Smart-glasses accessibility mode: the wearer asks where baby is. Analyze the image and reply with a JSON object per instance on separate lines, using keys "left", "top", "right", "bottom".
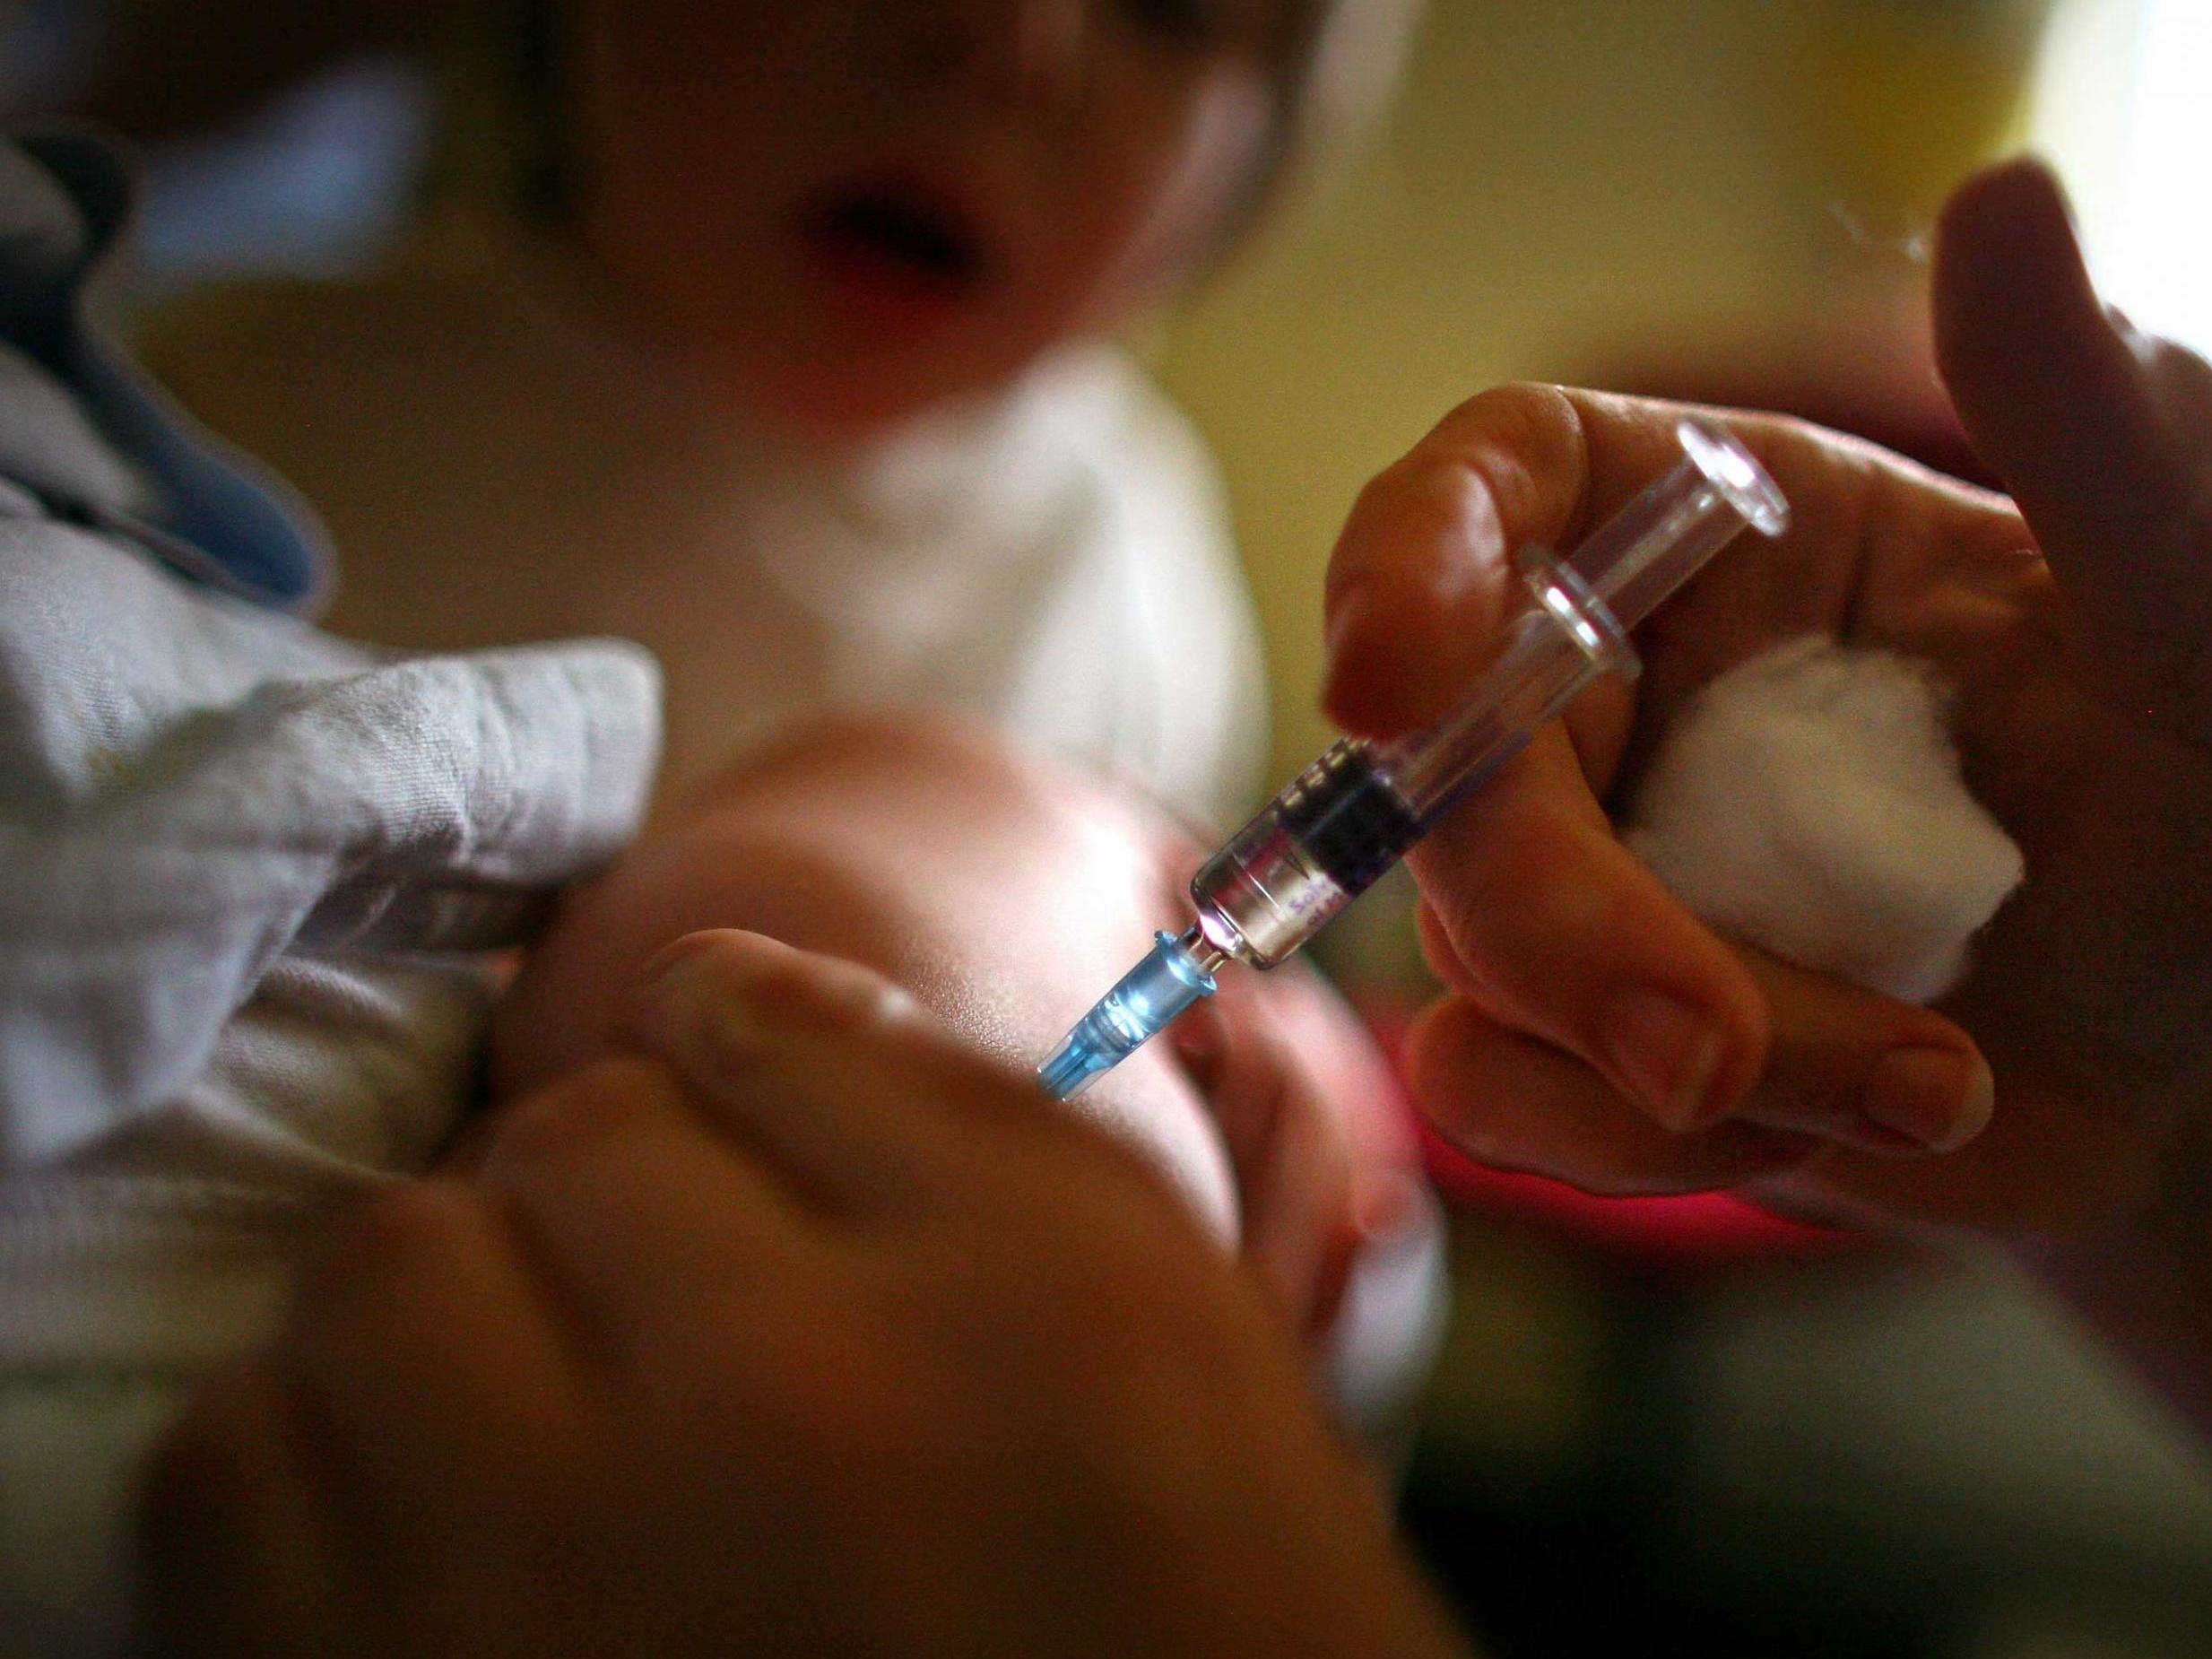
{"left": 487, "top": 711, "right": 1443, "bottom": 1411}
{"left": 0, "top": 4, "right": 1445, "bottom": 1630}
{"left": 0, "top": 201, "right": 1429, "bottom": 1650}
{"left": 141, "top": 0, "right": 1419, "bottom": 819}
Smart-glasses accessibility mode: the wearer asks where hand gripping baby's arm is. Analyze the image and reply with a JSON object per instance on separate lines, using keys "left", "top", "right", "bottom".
{"left": 486, "top": 711, "right": 1421, "bottom": 1342}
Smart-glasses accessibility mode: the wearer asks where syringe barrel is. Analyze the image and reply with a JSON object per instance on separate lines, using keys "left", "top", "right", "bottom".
{"left": 1190, "top": 420, "right": 1786, "bottom": 971}
{"left": 1189, "top": 739, "right": 1420, "bottom": 968}
{"left": 1366, "top": 547, "right": 1622, "bottom": 821}
{"left": 1384, "top": 420, "right": 1786, "bottom": 823}
{"left": 1189, "top": 554, "right": 1611, "bottom": 968}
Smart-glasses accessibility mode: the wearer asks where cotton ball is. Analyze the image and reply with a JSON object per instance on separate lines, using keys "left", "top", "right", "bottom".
{"left": 1621, "top": 637, "right": 2024, "bottom": 1003}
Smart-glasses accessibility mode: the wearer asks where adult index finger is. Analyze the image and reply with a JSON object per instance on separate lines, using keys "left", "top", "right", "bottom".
{"left": 633, "top": 930, "right": 1222, "bottom": 1235}
{"left": 1322, "top": 383, "right": 1589, "bottom": 739}
{"left": 1321, "top": 385, "right": 1871, "bottom": 746}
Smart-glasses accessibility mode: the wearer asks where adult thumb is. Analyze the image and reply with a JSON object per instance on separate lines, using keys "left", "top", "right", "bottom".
{"left": 1933, "top": 157, "right": 2212, "bottom": 733}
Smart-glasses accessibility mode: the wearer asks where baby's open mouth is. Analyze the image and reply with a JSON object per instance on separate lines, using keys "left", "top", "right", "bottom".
{"left": 804, "top": 187, "right": 987, "bottom": 294}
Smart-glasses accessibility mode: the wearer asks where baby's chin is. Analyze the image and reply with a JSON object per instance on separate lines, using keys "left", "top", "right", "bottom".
{"left": 712, "top": 334, "right": 1066, "bottom": 453}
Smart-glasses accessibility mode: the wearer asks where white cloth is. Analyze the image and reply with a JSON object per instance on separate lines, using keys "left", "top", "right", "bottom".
{"left": 1623, "top": 636, "right": 2025, "bottom": 1003}
{"left": 738, "top": 346, "right": 1269, "bottom": 827}
{"left": 0, "top": 134, "right": 662, "bottom": 1654}
{"left": 140, "top": 207, "right": 1270, "bottom": 824}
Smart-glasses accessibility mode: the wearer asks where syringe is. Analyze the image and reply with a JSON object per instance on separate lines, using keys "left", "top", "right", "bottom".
{"left": 1038, "top": 419, "right": 1789, "bottom": 1100}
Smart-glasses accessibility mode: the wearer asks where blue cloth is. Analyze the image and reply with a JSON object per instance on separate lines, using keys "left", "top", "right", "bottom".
{"left": 0, "top": 129, "right": 331, "bottom": 611}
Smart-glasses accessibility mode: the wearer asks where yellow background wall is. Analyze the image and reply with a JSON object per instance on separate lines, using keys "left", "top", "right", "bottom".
{"left": 1151, "top": 0, "right": 2043, "bottom": 778}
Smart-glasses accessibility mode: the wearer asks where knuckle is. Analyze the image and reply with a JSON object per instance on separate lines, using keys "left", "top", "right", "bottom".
{"left": 1418, "top": 845, "right": 1517, "bottom": 960}
{"left": 1352, "top": 449, "right": 1497, "bottom": 550}
{"left": 1415, "top": 899, "right": 1484, "bottom": 996}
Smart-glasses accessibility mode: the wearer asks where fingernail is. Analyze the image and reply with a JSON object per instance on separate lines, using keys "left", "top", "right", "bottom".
{"left": 636, "top": 931, "right": 732, "bottom": 998}
{"left": 1861, "top": 1046, "right": 1994, "bottom": 1152}
{"left": 630, "top": 932, "right": 799, "bottom": 1081}
{"left": 1600, "top": 986, "right": 1728, "bottom": 1130}
{"left": 634, "top": 949, "right": 773, "bottom": 1071}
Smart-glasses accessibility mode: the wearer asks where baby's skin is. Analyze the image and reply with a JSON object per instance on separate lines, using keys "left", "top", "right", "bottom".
{"left": 489, "top": 711, "right": 1424, "bottom": 1341}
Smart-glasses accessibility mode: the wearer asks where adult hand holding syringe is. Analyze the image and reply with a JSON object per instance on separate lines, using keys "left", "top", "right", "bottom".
{"left": 1041, "top": 414, "right": 1788, "bottom": 1099}
{"left": 1045, "top": 163, "right": 2212, "bottom": 1429}
{"left": 1316, "top": 162, "right": 2212, "bottom": 1264}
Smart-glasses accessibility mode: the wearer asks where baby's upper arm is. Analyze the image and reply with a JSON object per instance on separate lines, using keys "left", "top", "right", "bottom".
{"left": 489, "top": 712, "right": 1239, "bottom": 1238}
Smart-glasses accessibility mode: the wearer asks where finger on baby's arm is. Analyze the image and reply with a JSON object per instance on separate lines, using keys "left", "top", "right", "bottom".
{"left": 628, "top": 928, "right": 956, "bottom": 1220}
{"left": 476, "top": 1055, "right": 819, "bottom": 1359}
{"left": 629, "top": 928, "right": 1194, "bottom": 1232}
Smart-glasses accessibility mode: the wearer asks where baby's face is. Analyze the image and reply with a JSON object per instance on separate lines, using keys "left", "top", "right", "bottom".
{"left": 565, "top": 0, "right": 1314, "bottom": 441}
